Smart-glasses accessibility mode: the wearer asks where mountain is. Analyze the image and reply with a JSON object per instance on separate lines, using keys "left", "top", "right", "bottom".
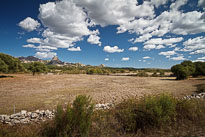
{"left": 48, "top": 56, "right": 64, "bottom": 65}
{"left": 18, "top": 56, "right": 42, "bottom": 63}
{"left": 18, "top": 55, "right": 85, "bottom": 67}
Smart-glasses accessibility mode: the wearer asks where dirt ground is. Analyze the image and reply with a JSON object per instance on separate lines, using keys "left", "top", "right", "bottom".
{"left": 0, "top": 74, "right": 204, "bottom": 114}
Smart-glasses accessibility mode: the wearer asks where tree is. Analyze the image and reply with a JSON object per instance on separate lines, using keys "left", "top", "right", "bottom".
{"left": 193, "top": 62, "right": 205, "bottom": 76}
{"left": 28, "top": 62, "right": 47, "bottom": 76}
{"left": 0, "top": 53, "right": 24, "bottom": 73}
{"left": 171, "top": 64, "right": 189, "bottom": 80}
{"left": 0, "top": 58, "right": 8, "bottom": 73}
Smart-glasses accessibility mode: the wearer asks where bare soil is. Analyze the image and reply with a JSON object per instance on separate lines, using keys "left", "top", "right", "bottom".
{"left": 0, "top": 74, "right": 204, "bottom": 114}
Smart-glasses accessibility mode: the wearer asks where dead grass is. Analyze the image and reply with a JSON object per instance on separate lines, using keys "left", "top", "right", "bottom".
{"left": 0, "top": 74, "right": 204, "bottom": 114}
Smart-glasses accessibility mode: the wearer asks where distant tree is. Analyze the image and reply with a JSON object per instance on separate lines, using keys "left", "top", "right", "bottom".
{"left": 28, "top": 62, "right": 47, "bottom": 76}
{"left": 159, "top": 70, "right": 165, "bottom": 76}
{"left": 0, "top": 58, "right": 8, "bottom": 73}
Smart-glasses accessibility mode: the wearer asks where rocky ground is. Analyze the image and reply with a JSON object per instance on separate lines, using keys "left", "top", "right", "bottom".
{"left": 0, "top": 74, "right": 204, "bottom": 114}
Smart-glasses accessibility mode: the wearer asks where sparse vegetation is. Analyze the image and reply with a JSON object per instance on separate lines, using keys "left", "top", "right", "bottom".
{"left": 1, "top": 93, "right": 204, "bottom": 137}
{"left": 136, "top": 71, "right": 149, "bottom": 77}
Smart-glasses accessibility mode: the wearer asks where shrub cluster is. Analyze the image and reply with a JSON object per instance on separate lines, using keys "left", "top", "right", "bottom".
{"left": 136, "top": 71, "right": 149, "bottom": 77}
{"left": 115, "top": 94, "right": 177, "bottom": 132}
{"left": 171, "top": 60, "right": 205, "bottom": 80}
{"left": 41, "top": 95, "right": 94, "bottom": 137}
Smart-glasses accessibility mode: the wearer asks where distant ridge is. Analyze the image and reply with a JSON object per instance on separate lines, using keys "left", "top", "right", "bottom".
{"left": 18, "top": 56, "right": 86, "bottom": 67}
{"left": 18, "top": 56, "right": 42, "bottom": 62}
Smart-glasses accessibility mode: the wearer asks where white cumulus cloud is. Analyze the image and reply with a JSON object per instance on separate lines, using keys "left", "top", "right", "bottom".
{"left": 87, "top": 29, "right": 101, "bottom": 46}
{"left": 35, "top": 52, "right": 57, "bottom": 59}
{"left": 144, "top": 37, "right": 183, "bottom": 46}
{"left": 128, "top": 46, "right": 138, "bottom": 51}
{"left": 121, "top": 57, "right": 129, "bottom": 61}
{"left": 103, "top": 46, "right": 124, "bottom": 53}
{"left": 198, "top": 56, "right": 205, "bottom": 60}
{"left": 143, "top": 56, "right": 151, "bottom": 59}
{"left": 143, "top": 44, "right": 156, "bottom": 50}
{"left": 170, "top": 56, "right": 185, "bottom": 61}
{"left": 18, "top": 17, "right": 40, "bottom": 32}
{"left": 67, "top": 47, "right": 81, "bottom": 51}
{"left": 159, "top": 51, "right": 176, "bottom": 56}
{"left": 104, "top": 58, "right": 109, "bottom": 61}
{"left": 183, "top": 36, "right": 205, "bottom": 51}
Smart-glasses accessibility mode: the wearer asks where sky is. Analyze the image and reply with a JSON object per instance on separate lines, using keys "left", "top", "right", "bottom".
{"left": 0, "top": 0, "right": 205, "bottom": 68}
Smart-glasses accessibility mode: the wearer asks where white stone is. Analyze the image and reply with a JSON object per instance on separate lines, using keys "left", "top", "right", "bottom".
{"left": 21, "top": 110, "right": 27, "bottom": 115}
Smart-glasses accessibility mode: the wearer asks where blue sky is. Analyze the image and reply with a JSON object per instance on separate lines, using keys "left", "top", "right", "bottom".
{"left": 0, "top": 0, "right": 205, "bottom": 68}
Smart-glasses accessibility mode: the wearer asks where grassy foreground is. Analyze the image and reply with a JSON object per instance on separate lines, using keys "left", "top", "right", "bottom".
{"left": 0, "top": 94, "right": 205, "bottom": 137}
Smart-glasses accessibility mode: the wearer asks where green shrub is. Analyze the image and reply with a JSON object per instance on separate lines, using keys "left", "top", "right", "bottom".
{"left": 151, "top": 72, "right": 158, "bottom": 77}
{"left": 136, "top": 71, "right": 149, "bottom": 77}
{"left": 41, "top": 95, "right": 94, "bottom": 137}
{"left": 115, "top": 93, "right": 177, "bottom": 132}
{"left": 196, "top": 84, "right": 205, "bottom": 93}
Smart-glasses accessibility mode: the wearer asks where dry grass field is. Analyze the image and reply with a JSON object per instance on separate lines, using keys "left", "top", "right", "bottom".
{"left": 0, "top": 74, "right": 204, "bottom": 114}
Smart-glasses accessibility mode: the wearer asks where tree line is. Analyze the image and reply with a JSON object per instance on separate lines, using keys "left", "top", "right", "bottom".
{"left": 171, "top": 60, "right": 205, "bottom": 80}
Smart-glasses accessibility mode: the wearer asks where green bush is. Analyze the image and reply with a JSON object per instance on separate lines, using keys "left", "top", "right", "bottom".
{"left": 115, "top": 93, "right": 177, "bottom": 132}
{"left": 136, "top": 71, "right": 149, "bottom": 77}
{"left": 42, "top": 95, "right": 94, "bottom": 137}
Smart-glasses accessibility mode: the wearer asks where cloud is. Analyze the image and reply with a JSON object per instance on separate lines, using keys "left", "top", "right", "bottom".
{"left": 27, "top": 38, "right": 42, "bottom": 43}
{"left": 183, "top": 36, "right": 205, "bottom": 51}
{"left": 143, "top": 44, "right": 156, "bottom": 50}
{"left": 159, "top": 51, "right": 176, "bottom": 56}
{"left": 67, "top": 47, "right": 81, "bottom": 51}
{"left": 128, "top": 46, "right": 138, "bottom": 51}
{"left": 132, "top": 33, "right": 152, "bottom": 43}
{"left": 143, "top": 56, "right": 151, "bottom": 59}
{"left": 104, "top": 58, "right": 109, "bottom": 61}
{"left": 170, "top": 11, "right": 205, "bottom": 35}
{"left": 87, "top": 29, "right": 101, "bottom": 46}
{"left": 192, "top": 60, "right": 205, "bottom": 62}
{"left": 198, "top": 0, "right": 205, "bottom": 8}
{"left": 39, "top": 1, "right": 90, "bottom": 37}
{"left": 144, "top": 37, "right": 183, "bottom": 46}
{"left": 150, "top": 0, "right": 169, "bottom": 8}
{"left": 170, "top": 0, "right": 188, "bottom": 11}
{"left": 35, "top": 52, "right": 57, "bottom": 59}
{"left": 23, "top": 44, "right": 36, "bottom": 48}
{"left": 18, "top": 17, "right": 40, "bottom": 32}
{"left": 74, "top": 0, "right": 155, "bottom": 27}
{"left": 156, "top": 45, "right": 165, "bottom": 49}
{"left": 121, "top": 57, "right": 129, "bottom": 61}
{"left": 103, "top": 46, "right": 124, "bottom": 53}
{"left": 190, "top": 49, "right": 205, "bottom": 54}
{"left": 198, "top": 56, "right": 205, "bottom": 60}
{"left": 170, "top": 56, "right": 185, "bottom": 61}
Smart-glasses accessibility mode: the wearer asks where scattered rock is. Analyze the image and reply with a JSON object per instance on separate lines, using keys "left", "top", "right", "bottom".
{"left": 183, "top": 92, "right": 205, "bottom": 100}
